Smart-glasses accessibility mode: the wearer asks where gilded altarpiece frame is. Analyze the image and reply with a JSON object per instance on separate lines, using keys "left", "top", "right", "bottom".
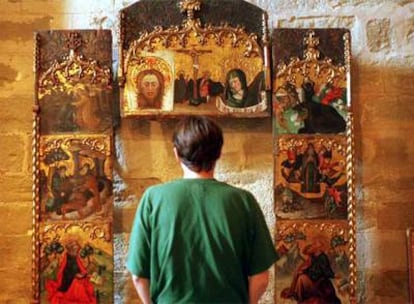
{"left": 272, "top": 29, "right": 356, "bottom": 303}
{"left": 119, "top": 0, "right": 271, "bottom": 118}
{"left": 33, "top": 30, "right": 115, "bottom": 303}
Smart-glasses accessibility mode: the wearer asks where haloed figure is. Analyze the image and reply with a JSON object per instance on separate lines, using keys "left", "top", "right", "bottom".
{"left": 136, "top": 69, "right": 165, "bottom": 109}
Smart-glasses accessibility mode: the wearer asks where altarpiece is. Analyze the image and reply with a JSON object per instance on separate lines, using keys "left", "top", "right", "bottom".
{"left": 32, "top": 1, "right": 357, "bottom": 303}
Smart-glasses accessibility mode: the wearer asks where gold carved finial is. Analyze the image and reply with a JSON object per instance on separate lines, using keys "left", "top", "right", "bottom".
{"left": 303, "top": 30, "right": 320, "bottom": 61}
{"left": 178, "top": 0, "right": 201, "bottom": 21}
{"left": 65, "top": 32, "right": 82, "bottom": 58}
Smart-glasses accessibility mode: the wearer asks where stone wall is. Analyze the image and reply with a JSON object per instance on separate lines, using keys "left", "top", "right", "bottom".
{"left": 0, "top": 0, "right": 413, "bottom": 303}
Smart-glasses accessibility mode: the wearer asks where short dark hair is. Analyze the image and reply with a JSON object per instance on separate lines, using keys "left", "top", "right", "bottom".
{"left": 173, "top": 115, "right": 223, "bottom": 172}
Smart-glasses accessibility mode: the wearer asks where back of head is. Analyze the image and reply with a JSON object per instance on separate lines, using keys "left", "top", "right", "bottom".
{"left": 173, "top": 115, "right": 223, "bottom": 172}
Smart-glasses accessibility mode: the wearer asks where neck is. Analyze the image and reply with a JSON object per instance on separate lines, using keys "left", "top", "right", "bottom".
{"left": 181, "top": 163, "right": 215, "bottom": 179}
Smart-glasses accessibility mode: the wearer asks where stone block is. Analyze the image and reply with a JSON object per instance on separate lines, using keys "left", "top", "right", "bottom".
{"left": 0, "top": 202, "right": 32, "bottom": 235}
{"left": 356, "top": 203, "right": 377, "bottom": 230}
{"left": 0, "top": 62, "right": 18, "bottom": 87}
{"left": 114, "top": 207, "right": 137, "bottom": 234}
{"left": 113, "top": 176, "right": 160, "bottom": 207}
{"left": 0, "top": 235, "right": 32, "bottom": 303}
{"left": 353, "top": 65, "right": 385, "bottom": 96}
{"left": 0, "top": 96, "right": 33, "bottom": 132}
{"left": 0, "top": 134, "right": 26, "bottom": 174}
{"left": 69, "top": 11, "right": 117, "bottom": 31}
{"left": 358, "top": 269, "right": 409, "bottom": 303}
{"left": 385, "top": 68, "right": 414, "bottom": 96}
{"left": 358, "top": 230, "right": 408, "bottom": 270}
{"left": 0, "top": 15, "right": 52, "bottom": 42}
{"left": 358, "top": 93, "right": 414, "bottom": 127}
{"left": 114, "top": 233, "right": 129, "bottom": 272}
{"left": 377, "top": 201, "right": 414, "bottom": 230}
{"left": 368, "top": 270, "right": 408, "bottom": 298}
{"left": 366, "top": 18, "right": 391, "bottom": 52}
{"left": 0, "top": 174, "right": 32, "bottom": 202}
{"left": 361, "top": 135, "right": 414, "bottom": 187}
{"left": 0, "top": 54, "right": 36, "bottom": 97}
{"left": 114, "top": 271, "right": 140, "bottom": 304}
{"left": 276, "top": 15, "right": 355, "bottom": 29}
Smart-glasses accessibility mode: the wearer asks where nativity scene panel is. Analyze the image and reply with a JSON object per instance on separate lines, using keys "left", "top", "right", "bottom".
{"left": 119, "top": 0, "right": 271, "bottom": 118}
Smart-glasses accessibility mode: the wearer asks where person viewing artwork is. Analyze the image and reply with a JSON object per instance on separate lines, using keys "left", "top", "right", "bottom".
{"left": 136, "top": 69, "right": 165, "bottom": 109}
{"left": 126, "top": 115, "right": 277, "bottom": 304}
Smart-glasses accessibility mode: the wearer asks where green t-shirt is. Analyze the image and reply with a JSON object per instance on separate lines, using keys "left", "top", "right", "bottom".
{"left": 126, "top": 178, "right": 277, "bottom": 303}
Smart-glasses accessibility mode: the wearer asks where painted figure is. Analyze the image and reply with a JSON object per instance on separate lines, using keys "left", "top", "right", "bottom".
{"left": 45, "top": 240, "right": 96, "bottom": 304}
{"left": 281, "top": 241, "right": 341, "bottom": 304}
{"left": 46, "top": 165, "right": 71, "bottom": 215}
{"left": 174, "top": 71, "right": 189, "bottom": 103}
{"left": 301, "top": 143, "right": 321, "bottom": 193}
{"left": 294, "top": 79, "right": 346, "bottom": 134}
{"left": 136, "top": 69, "right": 164, "bottom": 109}
{"left": 225, "top": 69, "right": 257, "bottom": 108}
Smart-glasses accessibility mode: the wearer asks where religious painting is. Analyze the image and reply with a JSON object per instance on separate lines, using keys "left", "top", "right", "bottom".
{"left": 119, "top": 0, "right": 271, "bottom": 118}
{"left": 275, "top": 136, "right": 347, "bottom": 220}
{"left": 408, "top": 228, "right": 414, "bottom": 303}
{"left": 39, "top": 222, "right": 113, "bottom": 304}
{"left": 275, "top": 221, "right": 352, "bottom": 304}
{"left": 33, "top": 30, "right": 115, "bottom": 303}
{"left": 39, "top": 135, "right": 113, "bottom": 222}
{"left": 272, "top": 29, "right": 351, "bottom": 135}
{"left": 36, "top": 30, "right": 113, "bottom": 135}
{"left": 123, "top": 54, "right": 174, "bottom": 113}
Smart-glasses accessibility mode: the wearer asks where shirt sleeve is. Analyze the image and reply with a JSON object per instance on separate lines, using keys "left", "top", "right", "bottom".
{"left": 247, "top": 196, "right": 278, "bottom": 276}
{"left": 126, "top": 190, "right": 152, "bottom": 278}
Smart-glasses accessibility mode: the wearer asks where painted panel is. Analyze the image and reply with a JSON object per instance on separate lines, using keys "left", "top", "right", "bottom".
{"left": 275, "top": 221, "right": 350, "bottom": 304}
{"left": 275, "top": 136, "right": 347, "bottom": 220}
{"left": 33, "top": 30, "right": 114, "bottom": 303}
{"left": 119, "top": 0, "right": 271, "bottom": 118}
{"left": 39, "top": 222, "right": 113, "bottom": 303}
{"left": 272, "top": 29, "right": 350, "bottom": 135}
{"left": 39, "top": 135, "right": 113, "bottom": 222}
{"left": 272, "top": 28, "right": 356, "bottom": 303}
{"left": 36, "top": 31, "right": 113, "bottom": 135}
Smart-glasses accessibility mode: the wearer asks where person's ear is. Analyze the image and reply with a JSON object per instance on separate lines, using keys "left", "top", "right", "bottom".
{"left": 173, "top": 147, "right": 180, "bottom": 162}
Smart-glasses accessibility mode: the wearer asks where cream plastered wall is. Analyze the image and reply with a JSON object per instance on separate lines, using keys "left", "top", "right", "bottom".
{"left": 0, "top": 0, "right": 413, "bottom": 303}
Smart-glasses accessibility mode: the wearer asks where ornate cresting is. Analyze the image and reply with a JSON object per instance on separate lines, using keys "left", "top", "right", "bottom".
{"left": 38, "top": 32, "right": 112, "bottom": 100}
{"left": 276, "top": 30, "right": 347, "bottom": 92}
{"left": 122, "top": 2, "right": 262, "bottom": 76}
{"left": 121, "top": 7, "right": 263, "bottom": 74}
